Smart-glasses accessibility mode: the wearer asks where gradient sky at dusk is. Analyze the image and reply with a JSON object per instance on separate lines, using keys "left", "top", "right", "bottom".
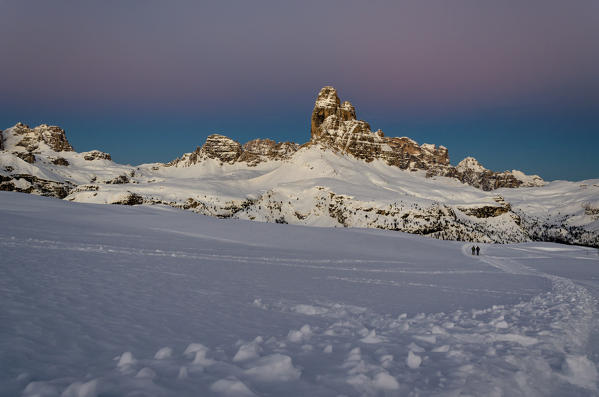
{"left": 1, "top": 0, "right": 598, "bottom": 180}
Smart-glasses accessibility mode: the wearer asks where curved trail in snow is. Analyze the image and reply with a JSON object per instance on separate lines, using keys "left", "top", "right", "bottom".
{"left": 460, "top": 242, "right": 599, "bottom": 394}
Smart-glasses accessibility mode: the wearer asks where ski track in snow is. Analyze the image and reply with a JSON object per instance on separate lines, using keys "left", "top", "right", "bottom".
{"left": 1, "top": 193, "right": 599, "bottom": 396}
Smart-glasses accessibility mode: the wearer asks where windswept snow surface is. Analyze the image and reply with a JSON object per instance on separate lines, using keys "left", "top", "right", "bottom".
{"left": 1, "top": 192, "right": 599, "bottom": 396}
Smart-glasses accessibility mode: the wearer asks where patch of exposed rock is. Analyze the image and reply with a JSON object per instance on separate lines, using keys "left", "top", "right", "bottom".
{"left": 52, "top": 157, "right": 70, "bottom": 166}
{"left": 14, "top": 151, "right": 36, "bottom": 164}
{"left": 458, "top": 204, "right": 512, "bottom": 218}
{"left": 111, "top": 192, "right": 144, "bottom": 205}
{"left": 83, "top": 150, "right": 112, "bottom": 161}
{"left": 0, "top": 174, "right": 73, "bottom": 198}
{"left": 104, "top": 174, "right": 130, "bottom": 184}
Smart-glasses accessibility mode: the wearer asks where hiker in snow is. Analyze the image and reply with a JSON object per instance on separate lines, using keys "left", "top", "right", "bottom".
{"left": 471, "top": 246, "right": 475, "bottom": 255}
{"left": 476, "top": 246, "right": 480, "bottom": 256}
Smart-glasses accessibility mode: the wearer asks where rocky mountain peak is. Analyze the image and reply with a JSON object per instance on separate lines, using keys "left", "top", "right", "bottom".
{"left": 3, "top": 122, "right": 74, "bottom": 153}
{"left": 310, "top": 86, "right": 449, "bottom": 172}
{"left": 169, "top": 134, "right": 300, "bottom": 168}
{"left": 449, "top": 156, "right": 545, "bottom": 190}
{"left": 170, "top": 134, "right": 243, "bottom": 167}
{"left": 314, "top": 86, "right": 341, "bottom": 109}
{"left": 34, "top": 124, "right": 74, "bottom": 152}
{"left": 311, "top": 86, "right": 360, "bottom": 141}
{"left": 82, "top": 150, "right": 112, "bottom": 161}
{"left": 307, "top": 86, "right": 546, "bottom": 190}
{"left": 457, "top": 157, "right": 487, "bottom": 173}
{"left": 202, "top": 134, "right": 243, "bottom": 163}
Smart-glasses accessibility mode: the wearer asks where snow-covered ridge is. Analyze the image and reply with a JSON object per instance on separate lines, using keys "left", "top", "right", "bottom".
{"left": 0, "top": 87, "right": 596, "bottom": 247}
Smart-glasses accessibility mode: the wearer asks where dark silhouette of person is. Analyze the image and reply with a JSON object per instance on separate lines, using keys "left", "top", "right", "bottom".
{"left": 476, "top": 246, "right": 480, "bottom": 256}
{"left": 471, "top": 246, "right": 475, "bottom": 255}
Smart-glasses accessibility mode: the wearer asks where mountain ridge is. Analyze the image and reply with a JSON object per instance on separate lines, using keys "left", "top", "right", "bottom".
{"left": 0, "top": 87, "right": 596, "bottom": 247}
{"left": 165, "top": 86, "right": 545, "bottom": 191}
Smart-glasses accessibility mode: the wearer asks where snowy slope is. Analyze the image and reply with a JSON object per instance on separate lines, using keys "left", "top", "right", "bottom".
{"left": 1, "top": 192, "right": 598, "bottom": 396}
{"left": 80, "top": 147, "right": 599, "bottom": 246}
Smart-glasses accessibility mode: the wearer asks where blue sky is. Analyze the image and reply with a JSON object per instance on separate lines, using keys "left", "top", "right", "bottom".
{"left": 1, "top": 1, "right": 598, "bottom": 180}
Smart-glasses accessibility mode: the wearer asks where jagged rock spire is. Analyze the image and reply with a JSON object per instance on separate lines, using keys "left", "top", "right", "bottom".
{"left": 310, "top": 86, "right": 450, "bottom": 170}
{"left": 311, "top": 86, "right": 358, "bottom": 140}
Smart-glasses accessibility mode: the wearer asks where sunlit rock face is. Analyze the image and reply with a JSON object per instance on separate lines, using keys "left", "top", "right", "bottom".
{"left": 83, "top": 150, "right": 112, "bottom": 161}
{"left": 169, "top": 135, "right": 299, "bottom": 167}
{"left": 200, "top": 134, "right": 243, "bottom": 164}
{"left": 168, "top": 134, "right": 242, "bottom": 166}
{"left": 239, "top": 139, "right": 299, "bottom": 166}
{"left": 311, "top": 86, "right": 449, "bottom": 171}
{"left": 8, "top": 122, "right": 74, "bottom": 153}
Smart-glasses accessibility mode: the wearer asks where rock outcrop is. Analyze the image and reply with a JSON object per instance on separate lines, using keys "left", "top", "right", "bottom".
{"left": 201, "top": 134, "right": 243, "bottom": 163}
{"left": 110, "top": 192, "right": 143, "bottom": 206}
{"left": 0, "top": 174, "right": 73, "bottom": 198}
{"left": 14, "top": 151, "right": 36, "bottom": 164}
{"left": 83, "top": 150, "right": 112, "bottom": 161}
{"left": 0, "top": 123, "right": 115, "bottom": 199}
{"left": 52, "top": 157, "right": 70, "bottom": 166}
{"left": 169, "top": 134, "right": 243, "bottom": 166}
{"left": 169, "top": 135, "right": 298, "bottom": 167}
{"left": 9, "top": 123, "right": 74, "bottom": 152}
{"left": 446, "top": 157, "right": 542, "bottom": 190}
{"left": 238, "top": 139, "right": 299, "bottom": 166}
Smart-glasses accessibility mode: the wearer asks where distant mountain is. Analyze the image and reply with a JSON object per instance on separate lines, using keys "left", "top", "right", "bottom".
{"left": 168, "top": 86, "right": 545, "bottom": 191}
{"left": 1, "top": 87, "right": 597, "bottom": 247}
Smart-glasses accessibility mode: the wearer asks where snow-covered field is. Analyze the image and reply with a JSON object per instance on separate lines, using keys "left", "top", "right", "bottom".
{"left": 1, "top": 192, "right": 598, "bottom": 396}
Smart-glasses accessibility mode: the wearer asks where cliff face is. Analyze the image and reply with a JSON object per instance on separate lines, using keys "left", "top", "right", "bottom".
{"left": 310, "top": 86, "right": 450, "bottom": 171}
{"left": 239, "top": 139, "right": 299, "bottom": 166}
